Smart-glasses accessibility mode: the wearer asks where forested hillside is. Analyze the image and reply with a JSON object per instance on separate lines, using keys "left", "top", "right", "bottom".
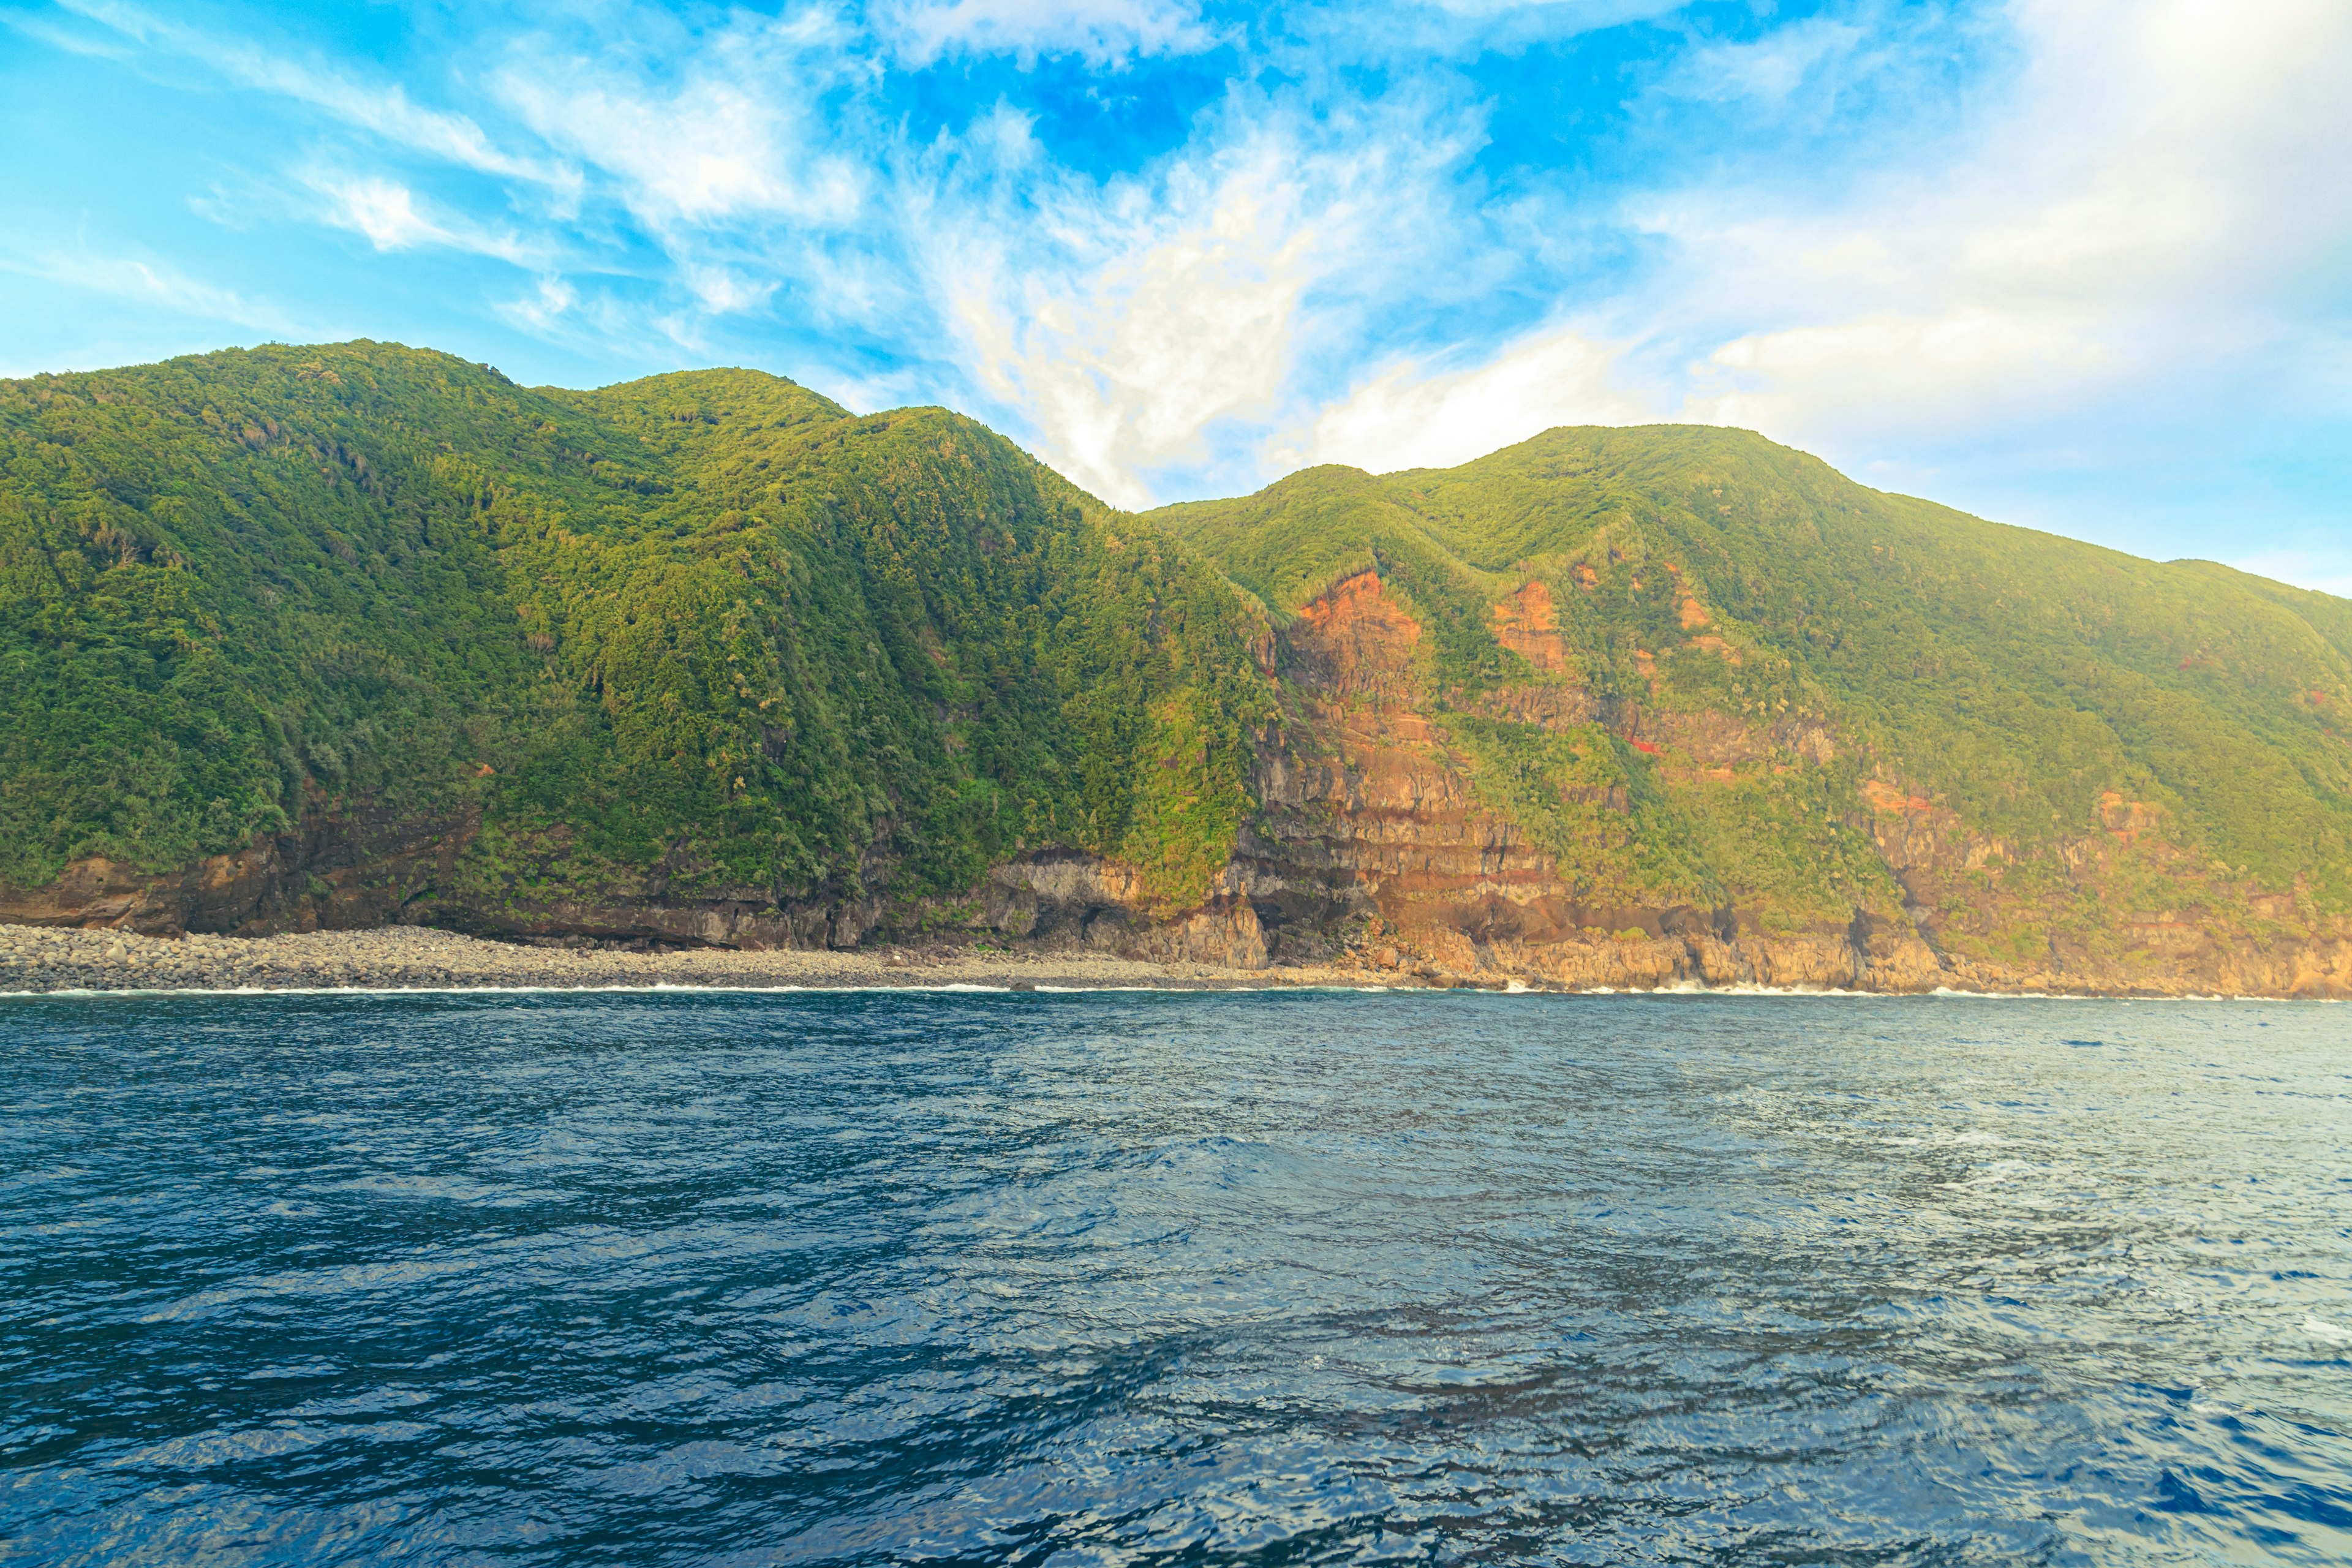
{"left": 1150, "top": 429, "right": 2352, "bottom": 990}
{"left": 0, "top": 342, "right": 1270, "bottom": 938}
{"left": 3, "top": 344, "right": 2346, "bottom": 992}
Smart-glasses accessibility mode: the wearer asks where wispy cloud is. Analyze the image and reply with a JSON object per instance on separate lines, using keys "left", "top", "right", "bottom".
{"left": 930, "top": 82, "right": 1492, "bottom": 504}
{"left": 952, "top": 163, "right": 1319, "bottom": 505}
{"left": 305, "top": 173, "right": 537, "bottom": 264}
{"left": 0, "top": 242, "right": 312, "bottom": 337}
{"left": 1660, "top": 15, "right": 1867, "bottom": 104}
{"left": 1277, "top": 325, "right": 1651, "bottom": 474}
{"left": 880, "top": 0, "right": 1224, "bottom": 66}
{"left": 58, "top": 0, "right": 577, "bottom": 189}
{"left": 491, "top": 12, "right": 866, "bottom": 228}
{"left": 497, "top": 274, "right": 578, "bottom": 333}
{"left": 1665, "top": 0, "right": 2352, "bottom": 454}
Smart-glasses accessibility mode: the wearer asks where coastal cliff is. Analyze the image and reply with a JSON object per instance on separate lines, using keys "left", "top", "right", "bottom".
{"left": 1219, "top": 570, "right": 2351, "bottom": 997}
{"left": 1149, "top": 438, "right": 2352, "bottom": 998}
{"left": 4, "top": 344, "right": 2348, "bottom": 995}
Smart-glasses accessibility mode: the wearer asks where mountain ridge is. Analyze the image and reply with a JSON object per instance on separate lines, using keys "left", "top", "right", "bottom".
{"left": 3, "top": 341, "right": 2345, "bottom": 995}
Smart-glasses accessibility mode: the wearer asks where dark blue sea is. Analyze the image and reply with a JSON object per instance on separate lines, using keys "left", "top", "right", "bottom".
{"left": 3, "top": 990, "right": 2348, "bottom": 1566}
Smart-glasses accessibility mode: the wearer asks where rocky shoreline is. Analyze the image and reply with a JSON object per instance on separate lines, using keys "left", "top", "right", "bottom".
{"left": 0, "top": 922, "right": 1392, "bottom": 995}
{"left": 1, "top": 921, "right": 2339, "bottom": 1000}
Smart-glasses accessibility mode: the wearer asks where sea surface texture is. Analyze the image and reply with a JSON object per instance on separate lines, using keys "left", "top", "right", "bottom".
{"left": 4, "top": 992, "right": 2348, "bottom": 1566}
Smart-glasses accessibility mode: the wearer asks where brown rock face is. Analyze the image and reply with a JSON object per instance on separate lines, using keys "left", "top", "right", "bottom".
{"left": 1287, "top": 569, "right": 1423, "bottom": 702}
{"left": 1492, "top": 581, "right": 1570, "bottom": 674}
{"left": 1219, "top": 570, "right": 2350, "bottom": 996}
{"left": 0, "top": 818, "right": 1278, "bottom": 970}
{"left": 1862, "top": 780, "right": 1933, "bottom": 816}
{"left": 1219, "top": 572, "right": 1938, "bottom": 987}
{"left": 1244, "top": 571, "right": 1563, "bottom": 953}
{"left": 0, "top": 805, "right": 470, "bottom": 937}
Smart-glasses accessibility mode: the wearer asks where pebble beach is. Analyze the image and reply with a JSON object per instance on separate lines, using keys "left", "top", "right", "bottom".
{"left": 0, "top": 923, "right": 1392, "bottom": 993}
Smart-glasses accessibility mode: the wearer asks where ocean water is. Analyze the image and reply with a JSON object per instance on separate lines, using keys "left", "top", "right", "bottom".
{"left": 2, "top": 991, "right": 2348, "bottom": 1566}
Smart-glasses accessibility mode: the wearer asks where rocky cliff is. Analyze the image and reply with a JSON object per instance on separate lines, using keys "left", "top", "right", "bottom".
{"left": 1145, "top": 435, "right": 2352, "bottom": 998}
{"left": 1218, "top": 570, "right": 2351, "bottom": 996}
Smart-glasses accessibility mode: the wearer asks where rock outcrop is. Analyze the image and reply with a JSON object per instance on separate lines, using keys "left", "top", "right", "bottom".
{"left": 1217, "top": 571, "right": 2350, "bottom": 997}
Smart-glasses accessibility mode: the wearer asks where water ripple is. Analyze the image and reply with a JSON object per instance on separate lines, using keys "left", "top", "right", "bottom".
{"left": 2, "top": 991, "right": 2347, "bottom": 1564}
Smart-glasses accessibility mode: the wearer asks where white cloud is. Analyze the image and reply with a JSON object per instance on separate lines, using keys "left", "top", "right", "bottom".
{"left": 1693, "top": 309, "right": 2116, "bottom": 440}
{"left": 0, "top": 244, "right": 307, "bottom": 336}
{"left": 1666, "top": 0, "right": 2352, "bottom": 453}
{"left": 1279, "top": 325, "right": 1651, "bottom": 473}
{"left": 317, "top": 177, "right": 444, "bottom": 252}
{"left": 924, "top": 81, "right": 1495, "bottom": 504}
{"left": 677, "top": 262, "right": 778, "bottom": 314}
{"left": 307, "top": 174, "right": 534, "bottom": 264}
{"left": 1420, "top": 0, "right": 1681, "bottom": 21}
{"left": 497, "top": 274, "right": 578, "bottom": 333}
{"left": 331, "top": 178, "right": 440, "bottom": 250}
{"left": 956, "top": 172, "right": 1317, "bottom": 506}
{"left": 493, "top": 15, "right": 864, "bottom": 228}
{"left": 881, "top": 0, "right": 1221, "bottom": 66}
{"left": 1665, "top": 16, "right": 1865, "bottom": 103}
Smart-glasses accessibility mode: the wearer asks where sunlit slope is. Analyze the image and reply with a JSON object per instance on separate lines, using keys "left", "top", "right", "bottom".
{"left": 0, "top": 342, "right": 1270, "bottom": 912}
{"left": 1149, "top": 426, "right": 2352, "bottom": 925}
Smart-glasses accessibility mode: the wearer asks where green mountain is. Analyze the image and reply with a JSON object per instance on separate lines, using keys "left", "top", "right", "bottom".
{"left": 0, "top": 342, "right": 1270, "bottom": 943}
{"left": 3, "top": 342, "right": 2346, "bottom": 993}
{"left": 1149, "top": 434, "right": 2352, "bottom": 988}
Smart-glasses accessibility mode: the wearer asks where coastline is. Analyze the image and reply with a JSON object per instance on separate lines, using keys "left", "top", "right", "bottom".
{"left": 0, "top": 923, "right": 1359, "bottom": 995}
{"left": 0, "top": 922, "right": 2336, "bottom": 1000}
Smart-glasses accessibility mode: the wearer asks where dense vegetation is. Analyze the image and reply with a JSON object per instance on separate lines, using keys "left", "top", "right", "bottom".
{"left": 0, "top": 342, "right": 1272, "bottom": 913}
{"left": 6, "top": 343, "right": 2345, "bottom": 959}
{"left": 1152, "top": 428, "right": 2352, "bottom": 939}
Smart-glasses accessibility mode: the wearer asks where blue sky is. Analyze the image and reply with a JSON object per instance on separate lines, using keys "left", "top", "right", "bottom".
{"left": 3, "top": 0, "right": 2348, "bottom": 591}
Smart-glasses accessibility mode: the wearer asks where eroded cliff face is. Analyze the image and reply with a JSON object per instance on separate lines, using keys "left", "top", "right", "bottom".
{"left": 1860, "top": 782, "right": 2352, "bottom": 998}
{"left": 8, "top": 564, "right": 2346, "bottom": 995}
{"left": 1223, "top": 570, "right": 2350, "bottom": 997}
{"left": 1216, "top": 570, "right": 1941, "bottom": 990}
{"left": 0, "top": 804, "right": 1271, "bottom": 970}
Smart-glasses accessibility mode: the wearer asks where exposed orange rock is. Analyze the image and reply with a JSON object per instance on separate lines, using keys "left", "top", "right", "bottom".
{"left": 1491, "top": 580, "right": 1569, "bottom": 673}
{"left": 1685, "top": 634, "right": 1742, "bottom": 665}
{"left": 1573, "top": 564, "right": 1598, "bottom": 589}
{"left": 1678, "top": 596, "right": 1711, "bottom": 630}
{"left": 1289, "top": 571, "right": 1422, "bottom": 705}
{"left": 2098, "top": 790, "right": 2158, "bottom": 842}
{"left": 12, "top": 551, "right": 2342, "bottom": 995}
{"left": 1862, "top": 778, "right": 1932, "bottom": 816}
